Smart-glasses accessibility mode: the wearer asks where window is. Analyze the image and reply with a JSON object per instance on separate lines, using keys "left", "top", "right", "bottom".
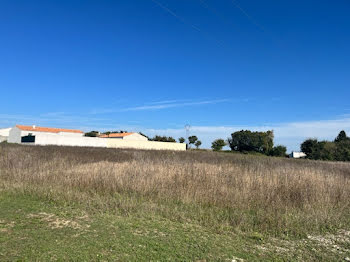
{"left": 21, "top": 135, "right": 35, "bottom": 143}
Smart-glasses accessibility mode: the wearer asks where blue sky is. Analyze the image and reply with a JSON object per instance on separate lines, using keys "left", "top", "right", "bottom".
{"left": 1, "top": 0, "right": 350, "bottom": 151}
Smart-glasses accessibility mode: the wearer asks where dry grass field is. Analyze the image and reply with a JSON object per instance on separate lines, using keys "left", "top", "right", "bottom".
{"left": 1, "top": 143, "right": 350, "bottom": 261}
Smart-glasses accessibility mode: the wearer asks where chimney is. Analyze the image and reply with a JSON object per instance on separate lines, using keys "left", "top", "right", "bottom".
{"left": 33, "top": 125, "right": 36, "bottom": 129}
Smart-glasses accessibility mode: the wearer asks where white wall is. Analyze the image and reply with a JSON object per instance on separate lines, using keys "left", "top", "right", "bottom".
{"left": 8, "top": 127, "right": 21, "bottom": 143}
{"left": 0, "top": 128, "right": 11, "bottom": 137}
{"left": 290, "top": 152, "right": 307, "bottom": 158}
{"left": 7, "top": 126, "right": 186, "bottom": 151}
{"left": 57, "top": 132, "right": 84, "bottom": 137}
{"left": 35, "top": 133, "right": 106, "bottom": 147}
{"left": 123, "top": 133, "right": 148, "bottom": 141}
{"left": 34, "top": 134, "right": 186, "bottom": 151}
{"left": 0, "top": 128, "right": 11, "bottom": 142}
{"left": 106, "top": 139, "right": 186, "bottom": 151}
{"left": 8, "top": 128, "right": 84, "bottom": 144}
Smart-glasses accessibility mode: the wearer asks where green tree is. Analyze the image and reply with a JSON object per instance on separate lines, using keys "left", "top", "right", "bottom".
{"left": 151, "top": 135, "right": 176, "bottom": 142}
{"left": 178, "top": 137, "right": 185, "bottom": 143}
{"left": 195, "top": 140, "right": 202, "bottom": 149}
{"left": 188, "top": 136, "right": 198, "bottom": 148}
{"left": 269, "top": 145, "right": 287, "bottom": 157}
{"left": 300, "top": 131, "right": 350, "bottom": 161}
{"left": 320, "top": 141, "right": 336, "bottom": 161}
{"left": 211, "top": 139, "right": 226, "bottom": 151}
{"left": 334, "top": 140, "right": 350, "bottom": 161}
{"left": 84, "top": 131, "right": 100, "bottom": 137}
{"left": 227, "top": 130, "right": 274, "bottom": 154}
{"left": 301, "top": 139, "right": 319, "bottom": 159}
{"left": 335, "top": 130, "right": 349, "bottom": 143}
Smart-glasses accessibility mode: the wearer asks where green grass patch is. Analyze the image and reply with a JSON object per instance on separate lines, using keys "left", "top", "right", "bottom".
{"left": 1, "top": 191, "right": 349, "bottom": 261}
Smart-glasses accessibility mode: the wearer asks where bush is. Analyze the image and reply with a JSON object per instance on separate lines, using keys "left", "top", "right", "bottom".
{"left": 150, "top": 135, "right": 176, "bottom": 142}
{"left": 211, "top": 139, "right": 226, "bottom": 151}
{"left": 84, "top": 131, "right": 100, "bottom": 137}
{"left": 269, "top": 145, "right": 287, "bottom": 157}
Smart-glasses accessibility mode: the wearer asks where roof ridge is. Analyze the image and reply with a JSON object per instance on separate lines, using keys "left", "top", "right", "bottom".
{"left": 99, "top": 132, "right": 135, "bottom": 138}
{"left": 16, "top": 124, "right": 83, "bottom": 134}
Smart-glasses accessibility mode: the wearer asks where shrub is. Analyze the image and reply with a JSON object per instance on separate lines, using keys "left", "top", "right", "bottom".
{"left": 211, "top": 139, "right": 226, "bottom": 151}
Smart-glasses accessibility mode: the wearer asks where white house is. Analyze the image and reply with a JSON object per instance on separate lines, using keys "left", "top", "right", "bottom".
{"left": 0, "top": 127, "right": 11, "bottom": 142}
{"left": 289, "top": 151, "right": 307, "bottom": 159}
{"left": 99, "top": 132, "right": 148, "bottom": 141}
{"left": 8, "top": 125, "right": 84, "bottom": 144}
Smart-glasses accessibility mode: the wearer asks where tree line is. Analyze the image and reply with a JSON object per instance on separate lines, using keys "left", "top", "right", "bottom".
{"left": 84, "top": 130, "right": 129, "bottom": 137}
{"left": 84, "top": 128, "right": 350, "bottom": 161}
{"left": 211, "top": 129, "right": 350, "bottom": 161}
{"left": 178, "top": 130, "right": 285, "bottom": 155}
{"left": 210, "top": 130, "right": 287, "bottom": 157}
{"left": 301, "top": 130, "right": 350, "bottom": 161}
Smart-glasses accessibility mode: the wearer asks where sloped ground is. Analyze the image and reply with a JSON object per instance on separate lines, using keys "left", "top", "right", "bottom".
{"left": 0, "top": 143, "right": 350, "bottom": 261}
{"left": 1, "top": 192, "right": 349, "bottom": 261}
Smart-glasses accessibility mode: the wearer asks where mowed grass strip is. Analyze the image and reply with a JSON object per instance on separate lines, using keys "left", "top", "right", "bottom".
{"left": 1, "top": 191, "right": 350, "bottom": 261}
{"left": 0, "top": 191, "right": 257, "bottom": 261}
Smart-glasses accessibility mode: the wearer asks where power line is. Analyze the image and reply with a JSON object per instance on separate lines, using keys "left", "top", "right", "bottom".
{"left": 198, "top": 0, "right": 239, "bottom": 32}
{"left": 150, "top": 0, "right": 226, "bottom": 47}
{"left": 151, "top": 0, "right": 201, "bottom": 32}
{"left": 230, "top": 0, "right": 267, "bottom": 32}
{"left": 229, "top": 0, "right": 284, "bottom": 47}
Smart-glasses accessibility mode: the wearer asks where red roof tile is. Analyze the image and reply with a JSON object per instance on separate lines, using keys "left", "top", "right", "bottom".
{"left": 16, "top": 125, "right": 83, "bottom": 134}
{"left": 99, "top": 132, "right": 134, "bottom": 138}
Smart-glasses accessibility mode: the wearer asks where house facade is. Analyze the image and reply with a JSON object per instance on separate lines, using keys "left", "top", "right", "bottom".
{"left": 8, "top": 125, "right": 84, "bottom": 144}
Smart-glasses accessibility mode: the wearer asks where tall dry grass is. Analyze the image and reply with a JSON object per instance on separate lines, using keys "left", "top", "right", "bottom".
{"left": 0, "top": 143, "right": 349, "bottom": 236}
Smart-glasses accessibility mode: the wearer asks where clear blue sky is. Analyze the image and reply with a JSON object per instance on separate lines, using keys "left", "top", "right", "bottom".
{"left": 1, "top": 0, "right": 350, "bottom": 151}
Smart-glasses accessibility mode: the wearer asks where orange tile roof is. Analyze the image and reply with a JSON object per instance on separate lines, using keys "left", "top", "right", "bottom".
{"left": 16, "top": 125, "right": 83, "bottom": 134}
{"left": 99, "top": 132, "right": 134, "bottom": 138}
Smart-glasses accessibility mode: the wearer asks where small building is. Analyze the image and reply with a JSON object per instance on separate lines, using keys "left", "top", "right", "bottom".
{"left": 99, "top": 132, "right": 148, "bottom": 141}
{"left": 289, "top": 151, "right": 307, "bottom": 159}
{"left": 8, "top": 125, "right": 84, "bottom": 144}
{"left": 0, "top": 127, "right": 11, "bottom": 142}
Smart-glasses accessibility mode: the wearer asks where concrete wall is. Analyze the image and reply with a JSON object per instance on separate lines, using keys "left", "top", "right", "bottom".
{"left": 35, "top": 133, "right": 106, "bottom": 147}
{"left": 57, "top": 132, "right": 84, "bottom": 137}
{"left": 0, "top": 128, "right": 11, "bottom": 143}
{"left": 35, "top": 135, "right": 186, "bottom": 151}
{"left": 8, "top": 127, "right": 21, "bottom": 143}
{"left": 106, "top": 139, "right": 186, "bottom": 151}
{"left": 7, "top": 127, "right": 186, "bottom": 151}
{"left": 123, "top": 133, "right": 148, "bottom": 141}
{"left": 0, "top": 128, "right": 11, "bottom": 137}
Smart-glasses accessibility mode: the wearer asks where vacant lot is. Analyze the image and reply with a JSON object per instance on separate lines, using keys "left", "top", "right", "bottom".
{"left": 0, "top": 143, "right": 350, "bottom": 261}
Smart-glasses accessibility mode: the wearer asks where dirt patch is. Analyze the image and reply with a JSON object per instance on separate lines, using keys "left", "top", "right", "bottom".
{"left": 257, "top": 230, "right": 350, "bottom": 257}
{"left": 232, "top": 257, "right": 244, "bottom": 262}
{"left": 27, "top": 212, "right": 90, "bottom": 230}
{"left": 307, "top": 230, "right": 350, "bottom": 254}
